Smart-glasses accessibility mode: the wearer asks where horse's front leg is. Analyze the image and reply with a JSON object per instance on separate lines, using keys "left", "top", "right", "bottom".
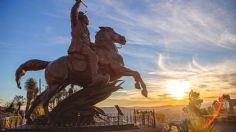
{"left": 119, "top": 67, "right": 148, "bottom": 97}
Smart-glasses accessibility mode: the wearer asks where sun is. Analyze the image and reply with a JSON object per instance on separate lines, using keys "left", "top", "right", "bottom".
{"left": 165, "top": 80, "right": 191, "bottom": 99}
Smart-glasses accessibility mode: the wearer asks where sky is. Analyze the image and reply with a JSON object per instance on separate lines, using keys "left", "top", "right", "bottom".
{"left": 0, "top": 0, "right": 236, "bottom": 107}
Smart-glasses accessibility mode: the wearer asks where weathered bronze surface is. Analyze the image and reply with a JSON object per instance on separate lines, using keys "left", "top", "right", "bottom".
{"left": 15, "top": 0, "right": 147, "bottom": 125}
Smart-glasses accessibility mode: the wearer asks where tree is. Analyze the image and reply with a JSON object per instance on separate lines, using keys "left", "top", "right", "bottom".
{"left": 24, "top": 78, "right": 38, "bottom": 113}
{"left": 13, "top": 95, "right": 25, "bottom": 114}
{"left": 5, "top": 102, "right": 15, "bottom": 113}
{"left": 5, "top": 95, "right": 25, "bottom": 115}
{"left": 155, "top": 112, "right": 167, "bottom": 123}
{"left": 49, "top": 88, "right": 69, "bottom": 110}
{"left": 184, "top": 90, "right": 203, "bottom": 116}
{"left": 207, "top": 106, "right": 214, "bottom": 115}
{"left": 183, "top": 91, "right": 217, "bottom": 132}
{"left": 223, "top": 94, "right": 231, "bottom": 100}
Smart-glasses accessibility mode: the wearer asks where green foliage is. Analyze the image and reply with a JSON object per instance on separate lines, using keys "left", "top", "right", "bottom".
{"left": 5, "top": 95, "right": 26, "bottom": 114}
{"left": 24, "top": 78, "right": 37, "bottom": 91}
{"left": 155, "top": 112, "right": 167, "bottom": 123}
{"left": 24, "top": 78, "right": 38, "bottom": 100}
{"left": 182, "top": 90, "right": 217, "bottom": 132}
{"left": 49, "top": 88, "right": 69, "bottom": 109}
{"left": 188, "top": 116, "right": 215, "bottom": 132}
{"left": 222, "top": 94, "right": 230, "bottom": 101}
{"left": 207, "top": 106, "right": 214, "bottom": 115}
{"left": 31, "top": 103, "right": 45, "bottom": 119}
{"left": 183, "top": 90, "right": 203, "bottom": 116}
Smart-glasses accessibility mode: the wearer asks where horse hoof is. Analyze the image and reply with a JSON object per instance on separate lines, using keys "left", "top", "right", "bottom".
{"left": 141, "top": 90, "right": 148, "bottom": 97}
{"left": 135, "top": 83, "right": 141, "bottom": 89}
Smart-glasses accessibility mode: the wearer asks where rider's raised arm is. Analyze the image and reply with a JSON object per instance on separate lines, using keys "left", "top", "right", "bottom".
{"left": 71, "top": 0, "right": 81, "bottom": 27}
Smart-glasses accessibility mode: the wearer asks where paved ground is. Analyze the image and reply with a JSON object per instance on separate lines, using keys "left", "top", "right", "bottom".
{"left": 215, "top": 122, "right": 236, "bottom": 132}
{"left": 111, "top": 128, "right": 163, "bottom": 132}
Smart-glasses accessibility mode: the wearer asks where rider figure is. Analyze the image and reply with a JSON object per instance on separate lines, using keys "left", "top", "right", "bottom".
{"left": 68, "top": 0, "right": 98, "bottom": 82}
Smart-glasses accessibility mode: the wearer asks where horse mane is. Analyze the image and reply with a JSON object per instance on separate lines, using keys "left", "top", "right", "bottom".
{"left": 94, "top": 29, "right": 104, "bottom": 45}
{"left": 95, "top": 26, "right": 113, "bottom": 44}
{"left": 94, "top": 27, "right": 118, "bottom": 53}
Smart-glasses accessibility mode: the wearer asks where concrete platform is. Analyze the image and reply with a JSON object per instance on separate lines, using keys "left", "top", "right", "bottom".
{"left": 3, "top": 124, "right": 139, "bottom": 132}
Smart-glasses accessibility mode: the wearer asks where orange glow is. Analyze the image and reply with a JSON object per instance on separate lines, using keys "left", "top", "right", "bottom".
{"left": 204, "top": 96, "right": 224, "bottom": 128}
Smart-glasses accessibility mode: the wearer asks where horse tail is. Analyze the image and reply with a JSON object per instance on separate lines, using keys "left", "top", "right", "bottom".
{"left": 15, "top": 59, "right": 50, "bottom": 89}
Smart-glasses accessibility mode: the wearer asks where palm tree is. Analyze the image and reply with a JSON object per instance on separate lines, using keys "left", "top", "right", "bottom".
{"left": 49, "top": 88, "right": 68, "bottom": 110}
{"left": 24, "top": 78, "right": 38, "bottom": 113}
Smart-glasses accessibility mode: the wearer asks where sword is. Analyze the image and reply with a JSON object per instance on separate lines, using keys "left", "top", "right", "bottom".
{"left": 81, "top": 1, "right": 88, "bottom": 8}
{"left": 77, "top": 0, "right": 88, "bottom": 8}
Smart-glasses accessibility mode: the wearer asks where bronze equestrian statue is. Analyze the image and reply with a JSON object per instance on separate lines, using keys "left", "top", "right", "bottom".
{"left": 16, "top": 27, "right": 147, "bottom": 122}
{"left": 15, "top": 0, "right": 147, "bottom": 124}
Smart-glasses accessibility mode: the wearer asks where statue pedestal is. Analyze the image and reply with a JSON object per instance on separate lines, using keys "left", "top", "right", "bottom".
{"left": 48, "top": 82, "right": 120, "bottom": 125}
{"left": 5, "top": 124, "right": 139, "bottom": 132}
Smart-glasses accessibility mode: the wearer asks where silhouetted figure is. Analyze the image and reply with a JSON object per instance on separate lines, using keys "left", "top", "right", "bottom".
{"left": 68, "top": 0, "right": 98, "bottom": 82}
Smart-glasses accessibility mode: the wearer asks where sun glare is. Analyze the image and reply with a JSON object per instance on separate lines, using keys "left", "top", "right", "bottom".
{"left": 165, "top": 80, "right": 191, "bottom": 99}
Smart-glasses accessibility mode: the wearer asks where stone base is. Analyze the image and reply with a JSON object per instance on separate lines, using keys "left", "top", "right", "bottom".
{"left": 4, "top": 124, "right": 139, "bottom": 132}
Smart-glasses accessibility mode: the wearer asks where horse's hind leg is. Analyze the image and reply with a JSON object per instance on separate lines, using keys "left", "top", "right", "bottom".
{"left": 25, "top": 91, "right": 46, "bottom": 123}
{"left": 43, "top": 83, "right": 68, "bottom": 115}
{"left": 42, "top": 82, "right": 68, "bottom": 115}
{"left": 41, "top": 83, "right": 60, "bottom": 115}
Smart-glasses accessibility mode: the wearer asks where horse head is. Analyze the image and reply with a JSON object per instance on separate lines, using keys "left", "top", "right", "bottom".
{"left": 95, "top": 27, "right": 126, "bottom": 50}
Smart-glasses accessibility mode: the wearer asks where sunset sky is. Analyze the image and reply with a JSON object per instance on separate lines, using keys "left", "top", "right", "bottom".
{"left": 0, "top": 0, "right": 236, "bottom": 107}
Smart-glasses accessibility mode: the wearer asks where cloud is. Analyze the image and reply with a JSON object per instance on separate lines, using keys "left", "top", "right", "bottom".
{"left": 157, "top": 93, "right": 170, "bottom": 97}
{"left": 146, "top": 53, "right": 236, "bottom": 99}
{"left": 198, "top": 84, "right": 208, "bottom": 88}
{"left": 48, "top": 0, "right": 236, "bottom": 106}
{"left": 44, "top": 26, "right": 53, "bottom": 34}
{"left": 206, "top": 96, "right": 219, "bottom": 99}
{"left": 86, "top": 0, "right": 236, "bottom": 51}
{"left": 42, "top": 12, "right": 66, "bottom": 19}
{"left": 205, "top": 89, "right": 215, "bottom": 92}
{"left": 48, "top": 0, "right": 236, "bottom": 51}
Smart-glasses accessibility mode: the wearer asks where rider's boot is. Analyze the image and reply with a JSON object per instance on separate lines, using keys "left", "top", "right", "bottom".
{"left": 84, "top": 46, "right": 99, "bottom": 83}
{"left": 81, "top": 46, "right": 108, "bottom": 86}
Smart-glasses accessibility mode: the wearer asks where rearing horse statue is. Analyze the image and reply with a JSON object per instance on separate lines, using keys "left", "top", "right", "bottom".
{"left": 15, "top": 27, "right": 147, "bottom": 122}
